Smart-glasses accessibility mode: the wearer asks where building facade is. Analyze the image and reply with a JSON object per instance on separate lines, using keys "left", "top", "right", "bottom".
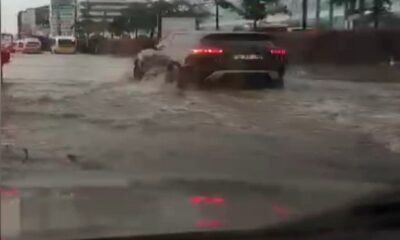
{"left": 18, "top": 6, "right": 50, "bottom": 37}
{"left": 284, "top": 0, "right": 400, "bottom": 29}
{"left": 77, "top": 0, "right": 144, "bottom": 23}
{"left": 50, "top": 0, "right": 77, "bottom": 36}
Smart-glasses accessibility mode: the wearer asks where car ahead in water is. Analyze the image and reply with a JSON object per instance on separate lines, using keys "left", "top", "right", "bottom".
{"left": 14, "top": 38, "right": 42, "bottom": 54}
{"left": 50, "top": 36, "right": 77, "bottom": 54}
{"left": 134, "top": 32, "right": 287, "bottom": 89}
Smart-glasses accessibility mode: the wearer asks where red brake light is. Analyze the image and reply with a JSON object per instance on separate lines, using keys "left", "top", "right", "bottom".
{"left": 191, "top": 48, "right": 223, "bottom": 54}
{"left": 190, "top": 195, "right": 225, "bottom": 204}
{"left": 270, "top": 49, "right": 287, "bottom": 55}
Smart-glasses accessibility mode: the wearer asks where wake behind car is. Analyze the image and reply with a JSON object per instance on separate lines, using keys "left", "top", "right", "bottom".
{"left": 134, "top": 32, "right": 287, "bottom": 89}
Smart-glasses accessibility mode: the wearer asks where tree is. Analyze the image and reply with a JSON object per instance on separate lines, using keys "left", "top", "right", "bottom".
{"left": 331, "top": 0, "right": 392, "bottom": 28}
{"left": 219, "top": 0, "right": 286, "bottom": 29}
{"left": 109, "top": 16, "right": 128, "bottom": 37}
{"left": 329, "top": 0, "right": 334, "bottom": 28}
{"left": 316, "top": 0, "right": 321, "bottom": 27}
{"left": 372, "top": 0, "right": 392, "bottom": 28}
{"left": 302, "top": 0, "right": 308, "bottom": 30}
{"left": 120, "top": 0, "right": 208, "bottom": 38}
{"left": 118, "top": 2, "right": 157, "bottom": 38}
{"left": 75, "top": 0, "right": 103, "bottom": 38}
{"left": 150, "top": 0, "right": 173, "bottom": 39}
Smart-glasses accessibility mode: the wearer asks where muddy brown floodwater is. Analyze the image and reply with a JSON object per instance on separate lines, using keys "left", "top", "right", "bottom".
{"left": 1, "top": 53, "right": 400, "bottom": 185}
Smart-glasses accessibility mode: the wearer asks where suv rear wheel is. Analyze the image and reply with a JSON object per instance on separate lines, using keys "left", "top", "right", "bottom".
{"left": 134, "top": 61, "right": 144, "bottom": 80}
{"left": 165, "top": 63, "right": 180, "bottom": 83}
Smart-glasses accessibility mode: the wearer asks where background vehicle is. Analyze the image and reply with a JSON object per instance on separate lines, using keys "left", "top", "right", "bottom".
{"left": 51, "top": 36, "right": 77, "bottom": 54}
{"left": 1, "top": 33, "right": 15, "bottom": 53}
{"left": 135, "top": 32, "right": 287, "bottom": 89}
{"left": 1, "top": 48, "right": 11, "bottom": 66}
{"left": 14, "top": 38, "right": 42, "bottom": 54}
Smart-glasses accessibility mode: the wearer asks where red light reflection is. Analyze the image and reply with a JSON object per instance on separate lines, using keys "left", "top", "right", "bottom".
{"left": 196, "top": 219, "right": 222, "bottom": 229}
{"left": 0, "top": 187, "right": 18, "bottom": 197}
{"left": 270, "top": 49, "right": 287, "bottom": 55}
{"left": 272, "top": 204, "right": 291, "bottom": 219}
{"left": 190, "top": 195, "right": 225, "bottom": 205}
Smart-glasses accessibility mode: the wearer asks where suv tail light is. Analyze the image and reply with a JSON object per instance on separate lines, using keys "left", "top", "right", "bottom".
{"left": 270, "top": 49, "right": 287, "bottom": 55}
{"left": 191, "top": 48, "right": 223, "bottom": 54}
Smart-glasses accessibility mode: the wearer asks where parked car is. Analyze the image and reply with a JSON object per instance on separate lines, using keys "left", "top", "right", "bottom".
{"left": 15, "top": 38, "right": 42, "bottom": 54}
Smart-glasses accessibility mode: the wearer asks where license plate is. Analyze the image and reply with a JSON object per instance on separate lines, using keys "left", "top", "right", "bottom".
{"left": 233, "top": 54, "right": 264, "bottom": 60}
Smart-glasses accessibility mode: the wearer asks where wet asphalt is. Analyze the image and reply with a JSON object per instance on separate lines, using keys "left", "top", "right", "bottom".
{"left": 1, "top": 53, "right": 400, "bottom": 239}
{"left": 1, "top": 53, "right": 400, "bottom": 184}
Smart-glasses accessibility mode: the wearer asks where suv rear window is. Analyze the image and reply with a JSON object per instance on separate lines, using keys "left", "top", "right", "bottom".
{"left": 201, "top": 33, "right": 272, "bottom": 42}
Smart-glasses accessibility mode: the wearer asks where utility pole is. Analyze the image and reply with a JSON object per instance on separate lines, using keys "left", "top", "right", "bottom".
{"left": 329, "top": 0, "right": 334, "bottom": 29}
{"left": 57, "top": 9, "right": 62, "bottom": 35}
{"left": 1, "top": 0, "right": 3, "bottom": 86}
{"left": 156, "top": 0, "right": 163, "bottom": 39}
{"left": 157, "top": 11, "right": 162, "bottom": 39}
{"left": 302, "top": 0, "right": 308, "bottom": 30}
{"left": 359, "top": 0, "right": 365, "bottom": 16}
{"left": 373, "top": 0, "right": 379, "bottom": 29}
{"left": 215, "top": 0, "right": 220, "bottom": 30}
{"left": 315, "top": 0, "right": 321, "bottom": 28}
{"left": 74, "top": 0, "right": 78, "bottom": 36}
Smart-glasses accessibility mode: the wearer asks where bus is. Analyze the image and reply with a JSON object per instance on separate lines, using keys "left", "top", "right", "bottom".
{"left": 50, "top": 36, "right": 77, "bottom": 54}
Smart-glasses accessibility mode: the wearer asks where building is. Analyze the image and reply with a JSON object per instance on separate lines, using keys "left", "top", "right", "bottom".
{"left": 76, "top": 0, "right": 144, "bottom": 23}
{"left": 18, "top": 6, "right": 50, "bottom": 37}
{"left": 50, "top": 0, "right": 77, "bottom": 36}
{"left": 284, "top": 0, "right": 400, "bottom": 29}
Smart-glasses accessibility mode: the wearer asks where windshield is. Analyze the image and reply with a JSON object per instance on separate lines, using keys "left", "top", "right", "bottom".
{"left": 2, "top": 0, "right": 400, "bottom": 239}
{"left": 58, "top": 39, "right": 75, "bottom": 47}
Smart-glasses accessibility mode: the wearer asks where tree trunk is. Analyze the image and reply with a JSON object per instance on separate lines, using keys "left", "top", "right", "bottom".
{"left": 359, "top": 0, "right": 365, "bottom": 16}
{"left": 253, "top": 19, "right": 257, "bottom": 30}
{"left": 344, "top": 1, "right": 349, "bottom": 29}
{"left": 315, "top": 0, "right": 321, "bottom": 28}
{"left": 302, "top": 0, "right": 308, "bottom": 30}
{"left": 157, "top": 12, "right": 162, "bottom": 39}
{"left": 135, "top": 28, "right": 138, "bottom": 38}
{"left": 150, "top": 27, "right": 155, "bottom": 39}
{"left": 215, "top": 0, "right": 220, "bottom": 31}
{"left": 329, "top": 0, "right": 334, "bottom": 29}
{"left": 373, "top": 0, "right": 379, "bottom": 29}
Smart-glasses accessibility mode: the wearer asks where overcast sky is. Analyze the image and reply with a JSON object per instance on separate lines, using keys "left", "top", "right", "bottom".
{"left": 2, "top": 0, "right": 49, "bottom": 34}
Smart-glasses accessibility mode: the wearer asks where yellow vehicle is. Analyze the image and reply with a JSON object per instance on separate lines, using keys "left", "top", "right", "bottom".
{"left": 50, "top": 36, "right": 77, "bottom": 54}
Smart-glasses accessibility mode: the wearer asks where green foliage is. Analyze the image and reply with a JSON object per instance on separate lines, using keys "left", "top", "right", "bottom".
{"left": 331, "top": 0, "right": 392, "bottom": 13}
{"left": 219, "top": 0, "right": 285, "bottom": 28}
{"left": 77, "top": 0, "right": 211, "bottom": 38}
{"left": 330, "top": 0, "right": 392, "bottom": 28}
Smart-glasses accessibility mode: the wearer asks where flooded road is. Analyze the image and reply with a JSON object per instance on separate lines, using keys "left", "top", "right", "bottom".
{"left": 2, "top": 54, "right": 400, "bottom": 183}
{"left": 1, "top": 53, "right": 400, "bottom": 239}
